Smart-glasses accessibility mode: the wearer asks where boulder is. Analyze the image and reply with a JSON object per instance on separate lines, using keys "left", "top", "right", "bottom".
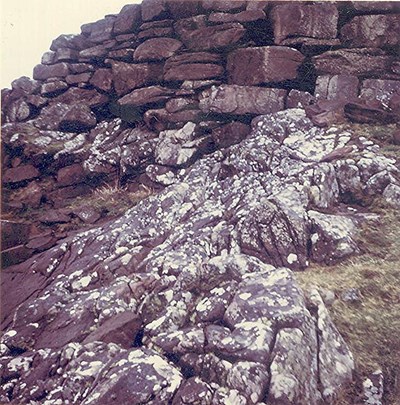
{"left": 133, "top": 37, "right": 183, "bottom": 61}
{"left": 199, "top": 85, "right": 287, "bottom": 115}
{"left": 3, "top": 165, "right": 40, "bottom": 184}
{"left": 341, "top": 15, "right": 400, "bottom": 48}
{"left": 114, "top": 4, "right": 142, "bottom": 35}
{"left": 287, "top": 89, "right": 315, "bottom": 109}
{"left": 227, "top": 46, "right": 304, "bottom": 85}
{"left": 271, "top": 3, "right": 338, "bottom": 44}
{"left": 164, "top": 52, "right": 223, "bottom": 81}
{"left": 312, "top": 48, "right": 395, "bottom": 77}
{"left": 111, "top": 61, "right": 163, "bottom": 96}
{"left": 32, "top": 63, "right": 70, "bottom": 80}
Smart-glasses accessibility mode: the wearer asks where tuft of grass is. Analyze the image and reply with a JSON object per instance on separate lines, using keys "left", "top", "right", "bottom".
{"left": 296, "top": 209, "right": 400, "bottom": 404}
{"left": 66, "top": 183, "right": 154, "bottom": 217}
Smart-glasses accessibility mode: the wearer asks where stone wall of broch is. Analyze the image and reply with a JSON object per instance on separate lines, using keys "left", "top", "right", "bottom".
{"left": 1, "top": 1, "right": 400, "bottom": 404}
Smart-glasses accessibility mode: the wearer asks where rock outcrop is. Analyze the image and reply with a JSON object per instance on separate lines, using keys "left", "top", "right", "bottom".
{"left": 1, "top": 1, "right": 400, "bottom": 404}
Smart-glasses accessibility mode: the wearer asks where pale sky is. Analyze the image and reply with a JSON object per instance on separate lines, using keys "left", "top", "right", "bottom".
{"left": 0, "top": 0, "right": 141, "bottom": 89}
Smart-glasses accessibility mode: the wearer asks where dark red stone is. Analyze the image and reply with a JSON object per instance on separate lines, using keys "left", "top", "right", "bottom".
{"left": 315, "top": 75, "right": 359, "bottom": 102}
{"left": 1, "top": 220, "right": 31, "bottom": 250}
{"left": 54, "top": 87, "right": 109, "bottom": 107}
{"left": 65, "top": 72, "right": 92, "bottom": 85}
{"left": 227, "top": 46, "right": 304, "bottom": 85}
{"left": 286, "top": 90, "right": 315, "bottom": 109}
{"left": 111, "top": 61, "right": 163, "bottom": 96}
{"left": 38, "top": 210, "right": 71, "bottom": 224}
{"left": 202, "top": 0, "right": 246, "bottom": 12}
{"left": 166, "top": 0, "right": 201, "bottom": 19}
{"left": 351, "top": 1, "right": 400, "bottom": 12}
{"left": 33, "top": 63, "right": 70, "bottom": 80}
{"left": 271, "top": 3, "right": 338, "bottom": 44}
{"left": 15, "top": 181, "right": 43, "bottom": 209}
{"left": 114, "top": 4, "right": 142, "bottom": 35}
{"left": 3, "top": 165, "right": 40, "bottom": 184}
{"left": 7, "top": 99, "right": 31, "bottom": 122}
{"left": 133, "top": 37, "right": 183, "bottom": 61}
{"left": 211, "top": 122, "right": 251, "bottom": 148}
{"left": 89, "top": 68, "right": 113, "bottom": 92}
{"left": 164, "top": 52, "right": 223, "bottom": 81}
{"left": 138, "top": 26, "right": 174, "bottom": 40}
{"left": 312, "top": 49, "right": 395, "bottom": 77}
{"left": 82, "top": 16, "right": 116, "bottom": 44}
{"left": 1, "top": 245, "right": 33, "bottom": 268}
{"left": 118, "top": 85, "right": 175, "bottom": 107}
{"left": 200, "top": 85, "right": 287, "bottom": 115}
{"left": 141, "top": 0, "right": 167, "bottom": 22}
{"left": 54, "top": 48, "right": 79, "bottom": 63}
{"left": 36, "top": 103, "right": 97, "bottom": 132}
{"left": 50, "top": 34, "right": 94, "bottom": 51}
{"left": 78, "top": 44, "right": 108, "bottom": 60}
{"left": 341, "top": 15, "right": 400, "bottom": 48}
{"left": 344, "top": 102, "right": 400, "bottom": 124}
{"left": 26, "top": 234, "right": 57, "bottom": 252}
{"left": 176, "top": 18, "right": 246, "bottom": 51}
{"left": 73, "top": 206, "right": 102, "bottom": 224}
{"left": 208, "top": 10, "right": 266, "bottom": 23}
{"left": 40, "top": 80, "right": 69, "bottom": 96}
{"left": 83, "top": 312, "right": 142, "bottom": 348}
{"left": 57, "top": 164, "right": 86, "bottom": 187}
{"left": 11, "top": 76, "right": 40, "bottom": 96}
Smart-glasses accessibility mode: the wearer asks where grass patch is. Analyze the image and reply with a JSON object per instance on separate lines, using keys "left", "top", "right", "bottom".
{"left": 65, "top": 183, "right": 154, "bottom": 217}
{"left": 296, "top": 209, "right": 400, "bottom": 404}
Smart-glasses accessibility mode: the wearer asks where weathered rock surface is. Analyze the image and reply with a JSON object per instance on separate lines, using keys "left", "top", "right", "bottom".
{"left": 271, "top": 3, "right": 338, "bottom": 45}
{"left": 3, "top": 109, "right": 399, "bottom": 404}
{"left": 134, "top": 37, "right": 183, "bottom": 61}
{"left": 199, "top": 85, "right": 287, "bottom": 115}
{"left": 227, "top": 46, "right": 304, "bottom": 85}
{"left": 341, "top": 15, "right": 400, "bottom": 48}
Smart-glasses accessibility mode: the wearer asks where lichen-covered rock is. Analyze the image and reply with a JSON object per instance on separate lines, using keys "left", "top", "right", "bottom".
{"left": 2, "top": 109, "right": 399, "bottom": 404}
{"left": 199, "top": 85, "right": 287, "bottom": 115}
{"left": 341, "top": 15, "right": 400, "bottom": 48}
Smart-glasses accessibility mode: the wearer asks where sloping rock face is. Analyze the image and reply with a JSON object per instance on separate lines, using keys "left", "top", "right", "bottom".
{"left": 2, "top": 109, "right": 400, "bottom": 404}
{"left": 2, "top": 1, "right": 400, "bottom": 404}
